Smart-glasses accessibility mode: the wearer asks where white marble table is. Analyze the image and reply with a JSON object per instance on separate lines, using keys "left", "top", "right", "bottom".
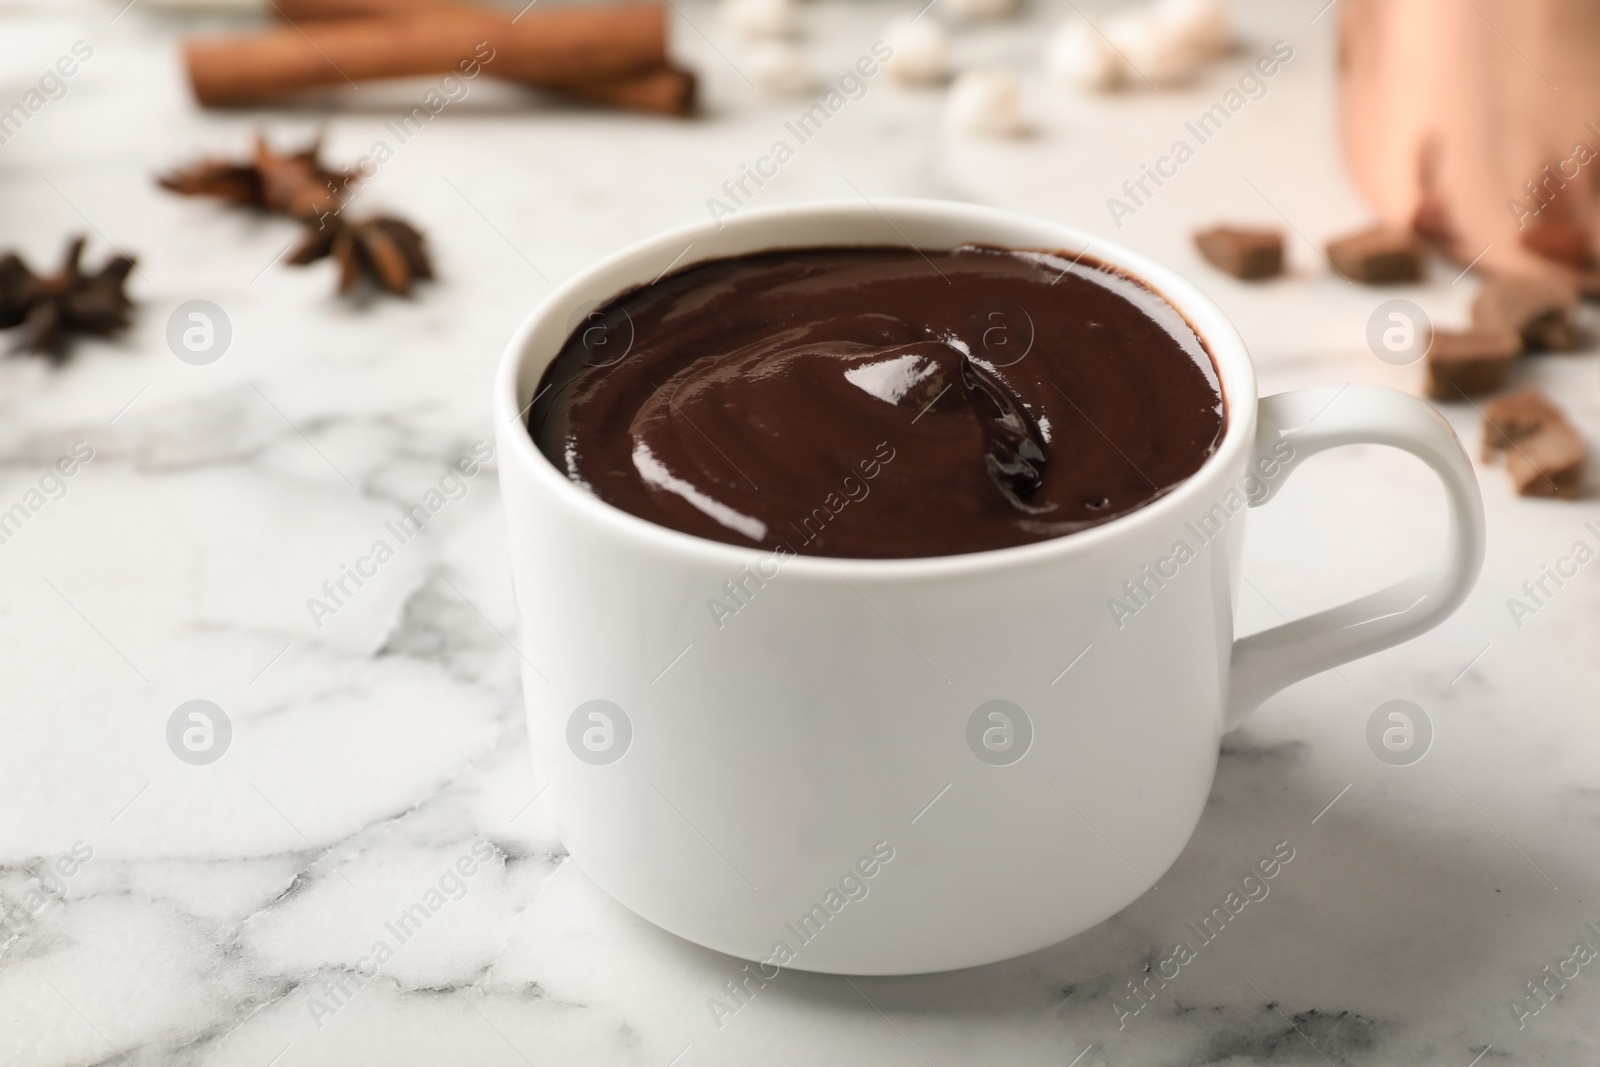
{"left": 2, "top": 0, "right": 1598, "bottom": 1064}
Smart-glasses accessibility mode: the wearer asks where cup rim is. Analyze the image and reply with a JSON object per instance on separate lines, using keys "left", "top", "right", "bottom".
{"left": 495, "top": 198, "right": 1258, "bottom": 579}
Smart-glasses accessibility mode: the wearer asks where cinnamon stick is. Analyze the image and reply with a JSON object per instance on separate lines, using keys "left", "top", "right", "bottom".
{"left": 550, "top": 64, "right": 696, "bottom": 116}
{"left": 185, "top": 4, "right": 666, "bottom": 106}
{"left": 272, "top": 0, "right": 442, "bottom": 17}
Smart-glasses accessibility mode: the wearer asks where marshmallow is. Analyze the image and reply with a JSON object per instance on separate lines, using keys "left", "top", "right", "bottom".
{"left": 945, "top": 70, "right": 1027, "bottom": 137}
{"left": 1104, "top": 9, "right": 1200, "bottom": 88}
{"left": 1152, "top": 0, "right": 1231, "bottom": 56}
{"left": 943, "top": 0, "right": 1018, "bottom": 23}
{"left": 881, "top": 17, "right": 950, "bottom": 85}
{"left": 720, "top": 0, "right": 799, "bottom": 40}
{"left": 747, "top": 41, "right": 816, "bottom": 95}
{"left": 1045, "top": 19, "right": 1124, "bottom": 91}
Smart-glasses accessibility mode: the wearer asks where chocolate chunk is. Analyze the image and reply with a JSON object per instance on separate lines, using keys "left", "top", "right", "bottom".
{"left": 1521, "top": 216, "right": 1595, "bottom": 271}
{"left": 1506, "top": 429, "right": 1586, "bottom": 498}
{"left": 1423, "top": 328, "right": 1521, "bottom": 399}
{"left": 1482, "top": 387, "right": 1585, "bottom": 499}
{"left": 1473, "top": 273, "right": 1581, "bottom": 351}
{"left": 1195, "top": 226, "right": 1283, "bottom": 281}
{"left": 1327, "top": 226, "right": 1424, "bottom": 284}
{"left": 1481, "top": 387, "right": 1564, "bottom": 455}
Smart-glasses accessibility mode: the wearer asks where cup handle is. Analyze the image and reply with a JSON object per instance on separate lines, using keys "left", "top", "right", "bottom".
{"left": 1225, "top": 385, "right": 1486, "bottom": 729}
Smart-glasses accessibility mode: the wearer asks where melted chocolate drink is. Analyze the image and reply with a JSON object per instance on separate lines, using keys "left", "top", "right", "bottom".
{"left": 530, "top": 246, "right": 1224, "bottom": 559}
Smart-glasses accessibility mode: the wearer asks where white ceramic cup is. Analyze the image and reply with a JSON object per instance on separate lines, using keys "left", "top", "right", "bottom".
{"left": 494, "top": 200, "right": 1485, "bottom": 975}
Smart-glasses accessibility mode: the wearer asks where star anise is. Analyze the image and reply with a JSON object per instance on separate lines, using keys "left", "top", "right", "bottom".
{"left": 0, "top": 237, "right": 136, "bottom": 359}
{"left": 159, "top": 135, "right": 361, "bottom": 221}
{"left": 287, "top": 214, "right": 433, "bottom": 296}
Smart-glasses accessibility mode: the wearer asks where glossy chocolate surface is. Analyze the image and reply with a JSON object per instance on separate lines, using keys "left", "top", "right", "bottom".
{"left": 530, "top": 246, "right": 1224, "bottom": 559}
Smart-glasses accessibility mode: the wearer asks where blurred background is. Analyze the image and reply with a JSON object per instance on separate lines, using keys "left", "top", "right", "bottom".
{"left": 2, "top": 0, "right": 1598, "bottom": 1064}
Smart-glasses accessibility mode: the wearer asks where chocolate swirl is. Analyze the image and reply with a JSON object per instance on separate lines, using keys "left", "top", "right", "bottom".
{"left": 531, "top": 245, "right": 1224, "bottom": 559}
